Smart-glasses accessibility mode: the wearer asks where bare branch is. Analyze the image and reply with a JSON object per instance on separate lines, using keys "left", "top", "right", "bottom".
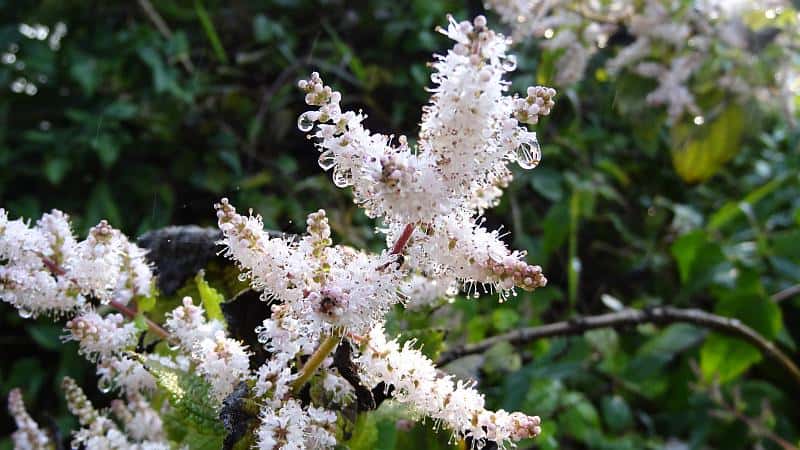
{"left": 436, "top": 307, "right": 800, "bottom": 387}
{"left": 773, "top": 284, "right": 800, "bottom": 303}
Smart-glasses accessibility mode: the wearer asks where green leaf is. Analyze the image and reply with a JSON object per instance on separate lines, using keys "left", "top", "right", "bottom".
{"left": 671, "top": 105, "right": 745, "bottom": 183}
{"left": 91, "top": 133, "right": 120, "bottom": 168}
{"left": 144, "top": 357, "right": 225, "bottom": 448}
{"left": 492, "top": 308, "right": 520, "bottom": 332}
{"left": 86, "top": 182, "right": 122, "bottom": 228}
{"left": 700, "top": 334, "right": 761, "bottom": 383}
{"left": 530, "top": 167, "right": 564, "bottom": 202}
{"left": 43, "top": 158, "right": 70, "bottom": 185}
{"left": 541, "top": 203, "right": 569, "bottom": 263}
{"left": 701, "top": 271, "right": 781, "bottom": 382}
{"left": 138, "top": 294, "right": 157, "bottom": 313}
{"left": 559, "top": 394, "right": 600, "bottom": 442}
{"left": 670, "top": 230, "right": 725, "bottom": 287}
{"left": 483, "top": 341, "right": 522, "bottom": 374}
{"left": 671, "top": 231, "right": 706, "bottom": 283}
{"left": 69, "top": 58, "right": 99, "bottom": 95}
{"left": 707, "top": 175, "right": 789, "bottom": 231}
{"left": 601, "top": 395, "right": 633, "bottom": 432}
{"left": 26, "top": 323, "right": 63, "bottom": 351}
{"left": 195, "top": 271, "right": 225, "bottom": 322}
{"left": 195, "top": 0, "right": 229, "bottom": 64}
{"left": 346, "top": 412, "right": 379, "bottom": 450}
{"left": 624, "top": 324, "right": 704, "bottom": 382}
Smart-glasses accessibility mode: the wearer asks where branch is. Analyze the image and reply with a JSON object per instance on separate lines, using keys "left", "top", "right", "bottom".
{"left": 109, "top": 299, "right": 170, "bottom": 340}
{"left": 773, "top": 284, "right": 800, "bottom": 303}
{"left": 137, "top": 0, "right": 195, "bottom": 73}
{"left": 332, "top": 339, "right": 377, "bottom": 411}
{"left": 436, "top": 307, "right": 800, "bottom": 387}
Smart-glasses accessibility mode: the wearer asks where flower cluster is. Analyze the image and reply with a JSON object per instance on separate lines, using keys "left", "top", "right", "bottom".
{"left": 0, "top": 209, "right": 153, "bottom": 317}
{"left": 8, "top": 388, "right": 52, "bottom": 450}
{"left": 7, "top": 14, "right": 554, "bottom": 450}
{"left": 356, "top": 325, "right": 542, "bottom": 446}
{"left": 63, "top": 377, "right": 169, "bottom": 449}
{"left": 486, "top": 0, "right": 800, "bottom": 122}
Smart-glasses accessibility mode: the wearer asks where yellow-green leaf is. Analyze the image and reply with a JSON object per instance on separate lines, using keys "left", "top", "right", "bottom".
{"left": 196, "top": 271, "right": 225, "bottom": 323}
{"left": 671, "top": 106, "right": 745, "bottom": 183}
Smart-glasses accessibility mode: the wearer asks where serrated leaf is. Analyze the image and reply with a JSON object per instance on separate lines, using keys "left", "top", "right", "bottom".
{"left": 346, "top": 412, "right": 379, "bottom": 450}
{"left": 196, "top": 271, "right": 225, "bottom": 322}
{"left": 142, "top": 356, "right": 225, "bottom": 447}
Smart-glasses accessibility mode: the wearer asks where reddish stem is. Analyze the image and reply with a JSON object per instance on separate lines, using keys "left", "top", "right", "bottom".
{"left": 391, "top": 223, "right": 415, "bottom": 255}
{"left": 109, "top": 299, "right": 170, "bottom": 340}
{"left": 40, "top": 256, "right": 171, "bottom": 340}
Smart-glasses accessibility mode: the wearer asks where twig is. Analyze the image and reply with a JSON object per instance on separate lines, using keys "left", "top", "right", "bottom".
{"left": 332, "top": 339, "right": 377, "bottom": 411}
{"left": 109, "top": 299, "right": 170, "bottom": 340}
{"left": 391, "top": 223, "right": 415, "bottom": 255}
{"left": 772, "top": 284, "right": 800, "bottom": 303}
{"left": 436, "top": 307, "right": 800, "bottom": 387}
{"left": 137, "top": 0, "right": 195, "bottom": 73}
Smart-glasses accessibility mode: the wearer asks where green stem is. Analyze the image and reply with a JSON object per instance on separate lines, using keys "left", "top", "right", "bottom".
{"left": 291, "top": 328, "right": 343, "bottom": 394}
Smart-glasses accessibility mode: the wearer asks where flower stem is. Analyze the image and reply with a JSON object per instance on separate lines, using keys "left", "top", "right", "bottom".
{"left": 291, "top": 328, "right": 343, "bottom": 394}
{"left": 109, "top": 299, "right": 171, "bottom": 340}
{"left": 391, "top": 223, "right": 415, "bottom": 255}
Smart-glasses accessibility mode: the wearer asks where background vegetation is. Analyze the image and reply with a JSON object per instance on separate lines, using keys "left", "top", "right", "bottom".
{"left": 2, "top": 1, "right": 799, "bottom": 448}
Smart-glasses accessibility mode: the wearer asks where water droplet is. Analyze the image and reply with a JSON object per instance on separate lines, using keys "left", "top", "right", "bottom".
{"left": 318, "top": 150, "right": 336, "bottom": 171}
{"left": 98, "top": 377, "right": 113, "bottom": 393}
{"left": 332, "top": 166, "right": 352, "bottom": 188}
{"left": 10, "top": 78, "right": 26, "bottom": 93}
{"left": 515, "top": 139, "right": 541, "bottom": 169}
{"left": 502, "top": 55, "right": 517, "bottom": 71}
{"left": 168, "top": 342, "right": 181, "bottom": 351}
{"left": 297, "top": 112, "right": 316, "bottom": 132}
{"left": 18, "top": 308, "right": 33, "bottom": 318}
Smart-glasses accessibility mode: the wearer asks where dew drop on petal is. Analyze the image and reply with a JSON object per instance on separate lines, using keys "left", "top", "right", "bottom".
{"left": 515, "top": 139, "right": 541, "bottom": 169}
{"left": 98, "top": 377, "right": 113, "bottom": 394}
{"left": 502, "top": 55, "right": 517, "bottom": 71}
{"left": 297, "top": 112, "right": 316, "bottom": 132}
{"left": 332, "top": 166, "right": 352, "bottom": 188}
{"left": 318, "top": 150, "right": 336, "bottom": 171}
{"left": 18, "top": 308, "right": 33, "bottom": 318}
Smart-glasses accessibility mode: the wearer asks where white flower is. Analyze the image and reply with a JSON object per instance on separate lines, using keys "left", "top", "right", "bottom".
{"left": 400, "top": 273, "right": 458, "bottom": 309}
{"left": 0, "top": 209, "right": 153, "bottom": 317}
{"left": 164, "top": 296, "right": 225, "bottom": 352}
{"left": 7, "top": 388, "right": 51, "bottom": 450}
{"left": 256, "top": 400, "right": 336, "bottom": 450}
{"left": 64, "top": 312, "right": 139, "bottom": 361}
{"left": 296, "top": 15, "right": 554, "bottom": 225}
{"left": 194, "top": 330, "right": 251, "bottom": 402}
{"left": 356, "top": 324, "right": 542, "bottom": 448}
